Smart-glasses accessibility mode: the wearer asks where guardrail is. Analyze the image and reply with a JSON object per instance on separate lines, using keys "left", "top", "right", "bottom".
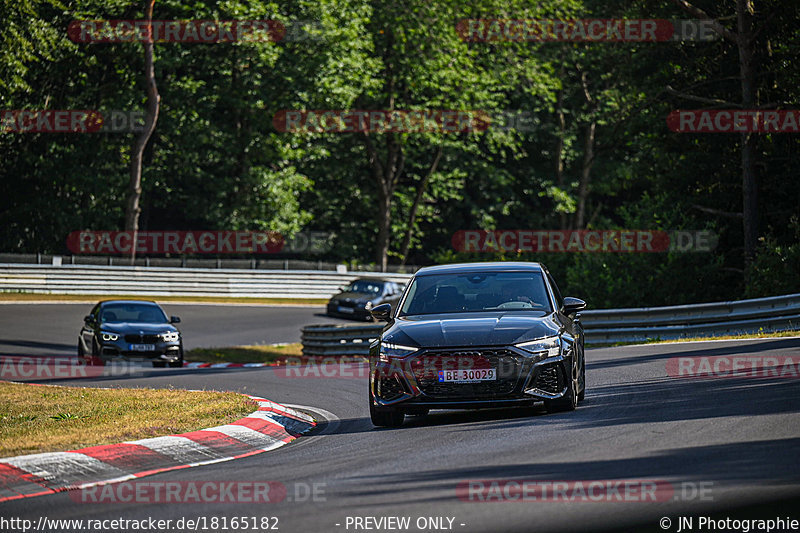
{"left": 301, "top": 293, "right": 800, "bottom": 354}
{"left": 0, "top": 264, "right": 411, "bottom": 299}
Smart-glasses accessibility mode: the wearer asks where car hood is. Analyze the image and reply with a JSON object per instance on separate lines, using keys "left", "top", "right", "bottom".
{"left": 383, "top": 312, "right": 561, "bottom": 348}
{"left": 100, "top": 322, "right": 177, "bottom": 334}
{"left": 330, "top": 291, "right": 376, "bottom": 304}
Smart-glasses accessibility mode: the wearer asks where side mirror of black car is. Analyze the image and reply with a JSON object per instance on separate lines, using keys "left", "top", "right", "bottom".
{"left": 370, "top": 303, "right": 392, "bottom": 321}
{"left": 84, "top": 315, "right": 94, "bottom": 324}
{"left": 170, "top": 316, "right": 181, "bottom": 324}
{"left": 562, "top": 297, "right": 586, "bottom": 316}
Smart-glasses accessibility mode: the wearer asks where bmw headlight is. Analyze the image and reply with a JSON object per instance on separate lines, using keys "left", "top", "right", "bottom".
{"left": 379, "top": 342, "right": 418, "bottom": 362}
{"left": 364, "top": 301, "right": 374, "bottom": 311}
{"left": 101, "top": 331, "right": 119, "bottom": 342}
{"left": 161, "top": 331, "right": 180, "bottom": 342}
{"left": 516, "top": 336, "right": 561, "bottom": 357}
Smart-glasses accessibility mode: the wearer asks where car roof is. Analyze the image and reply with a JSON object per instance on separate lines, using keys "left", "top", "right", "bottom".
{"left": 99, "top": 300, "right": 159, "bottom": 306}
{"left": 413, "top": 262, "right": 544, "bottom": 276}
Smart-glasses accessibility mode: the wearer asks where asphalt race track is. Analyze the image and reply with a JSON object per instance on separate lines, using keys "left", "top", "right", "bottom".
{"left": 1, "top": 304, "right": 800, "bottom": 533}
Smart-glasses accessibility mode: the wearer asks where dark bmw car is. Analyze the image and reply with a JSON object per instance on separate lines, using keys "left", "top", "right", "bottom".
{"left": 326, "top": 278, "right": 405, "bottom": 320}
{"left": 368, "top": 262, "right": 586, "bottom": 427}
{"left": 78, "top": 300, "right": 184, "bottom": 367}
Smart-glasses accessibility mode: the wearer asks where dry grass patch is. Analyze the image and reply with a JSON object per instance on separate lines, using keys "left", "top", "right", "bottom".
{"left": 185, "top": 343, "right": 304, "bottom": 364}
{"left": 0, "top": 382, "right": 256, "bottom": 457}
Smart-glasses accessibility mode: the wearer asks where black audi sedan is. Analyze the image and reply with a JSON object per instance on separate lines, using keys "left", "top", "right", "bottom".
{"left": 368, "top": 262, "right": 586, "bottom": 427}
{"left": 326, "top": 278, "right": 405, "bottom": 320}
{"left": 78, "top": 300, "right": 183, "bottom": 367}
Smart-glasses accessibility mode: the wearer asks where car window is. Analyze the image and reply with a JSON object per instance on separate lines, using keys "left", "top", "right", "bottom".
{"left": 399, "top": 272, "right": 552, "bottom": 316}
{"left": 100, "top": 303, "right": 167, "bottom": 323}
{"left": 546, "top": 272, "right": 564, "bottom": 310}
{"left": 346, "top": 280, "right": 383, "bottom": 294}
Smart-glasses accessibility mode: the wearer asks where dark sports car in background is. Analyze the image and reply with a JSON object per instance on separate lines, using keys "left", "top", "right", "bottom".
{"left": 78, "top": 300, "right": 184, "bottom": 367}
{"left": 326, "top": 278, "right": 405, "bottom": 320}
{"left": 368, "top": 262, "right": 586, "bottom": 427}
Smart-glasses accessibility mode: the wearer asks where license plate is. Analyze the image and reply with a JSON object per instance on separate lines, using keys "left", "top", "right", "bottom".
{"left": 338, "top": 306, "right": 355, "bottom": 314}
{"left": 438, "top": 368, "right": 496, "bottom": 382}
{"left": 129, "top": 344, "right": 155, "bottom": 351}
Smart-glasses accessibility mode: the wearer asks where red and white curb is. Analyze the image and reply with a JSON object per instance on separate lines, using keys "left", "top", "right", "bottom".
{"left": 183, "top": 362, "right": 273, "bottom": 369}
{"left": 0, "top": 394, "right": 315, "bottom": 503}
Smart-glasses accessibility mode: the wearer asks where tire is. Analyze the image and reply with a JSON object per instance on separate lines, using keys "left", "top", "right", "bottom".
{"left": 577, "top": 355, "right": 586, "bottom": 402}
{"left": 77, "top": 341, "right": 87, "bottom": 365}
{"left": 87, "top": 338, "right": 105, "bottom": 366}
{"left": 545, "top": 357, "right": 578, "bottom": 413}
{"left": 369, "top": 391, "right": 404, "bottom": 427}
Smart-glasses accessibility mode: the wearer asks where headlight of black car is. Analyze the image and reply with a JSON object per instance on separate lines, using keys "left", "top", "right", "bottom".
{"left": 378, "top": 342, "right": 418, "bottom": 362}
{"left": 515, "top": 336, "right": 561, "bottom": 358}
{"left": 160, "top": 331, "right": 180, "bottom": 342}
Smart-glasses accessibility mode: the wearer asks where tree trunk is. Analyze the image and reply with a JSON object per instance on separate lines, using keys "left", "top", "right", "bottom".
{"left": 125, "top": 0, "right": 160, "bottom": 264}
{"left": 575, "top": 69, "right": 597, "bottom": 229}
{"left": 364, "top": 133, "right": 403, "bottom": 272}
{"left": 575, "top": 120, "right": 595, "bottom": 229}
{"left": 554, "top": 87, "right": 568, "bottom": 230}
{"left": 671, "top": 0, "right": 759, "bottom": 275}
{"left": 737, "top": 0, "right": 758, "bottom": 272}
{"left": 399, "top": 146, "right": 443, "bottom": 265}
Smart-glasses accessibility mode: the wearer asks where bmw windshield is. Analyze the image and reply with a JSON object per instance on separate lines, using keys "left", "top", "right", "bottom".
{"left": 100, "top": 303, "right": 169, "bottom": 324}
{"left": 399, "top": 271, "right": 552, "bottom": 316}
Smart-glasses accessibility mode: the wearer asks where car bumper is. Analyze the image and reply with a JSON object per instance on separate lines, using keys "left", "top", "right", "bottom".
{"left": 326, "top": 304, "right": 371, "bottom": 320}
{"left": 99, "top": 340, "right": 182, "bottom": 363}
{"left": 370, "top": 346, "right": 574, "bottom": 409}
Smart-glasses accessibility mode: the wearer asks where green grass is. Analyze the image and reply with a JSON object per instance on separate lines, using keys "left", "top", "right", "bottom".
{"left": 0, "top": 382, "right": 257, "bottom": 457}
{"left": 0, "top": 292, "right": 327, "bottom": 305}
{"left": 185, "top": 343, "right": 366, "bottom": 365}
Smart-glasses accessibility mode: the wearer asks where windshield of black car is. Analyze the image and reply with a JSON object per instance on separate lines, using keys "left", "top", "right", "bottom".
{"left": 399, "top": 271, "right": 552, "bottom": 316}
{"left": 99, "top": 304, "right": 168, "bottom": 323}
{"left": 345, "top": 281, "right": 383, "bottom": 294}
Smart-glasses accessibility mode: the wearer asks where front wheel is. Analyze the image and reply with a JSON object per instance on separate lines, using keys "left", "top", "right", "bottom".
{"left": 369, "top": 391, "right": 404, "bottom": 427}
{"left": 86, "top": 338, "right": 105, "bottom": 366}
{"left": 545, "top": 357, "right": 578, "bottom": 413}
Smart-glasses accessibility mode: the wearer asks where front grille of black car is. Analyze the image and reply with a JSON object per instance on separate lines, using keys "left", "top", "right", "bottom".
{"left": 411, "top": 349, "right": 524, "bottom": 399}
{"left": 124, "top": 334, "right": 161, "bottom": 344}
{"left": 336, "top": 300, "right": 357, "bottom": 308}
{"left": 532, "top": 364, "right": 563, "bottom": 395}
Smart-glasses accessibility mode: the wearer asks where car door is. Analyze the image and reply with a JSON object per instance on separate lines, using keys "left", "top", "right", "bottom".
{"left": 544, "top": 270, "right": 585, "bottom": 380}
